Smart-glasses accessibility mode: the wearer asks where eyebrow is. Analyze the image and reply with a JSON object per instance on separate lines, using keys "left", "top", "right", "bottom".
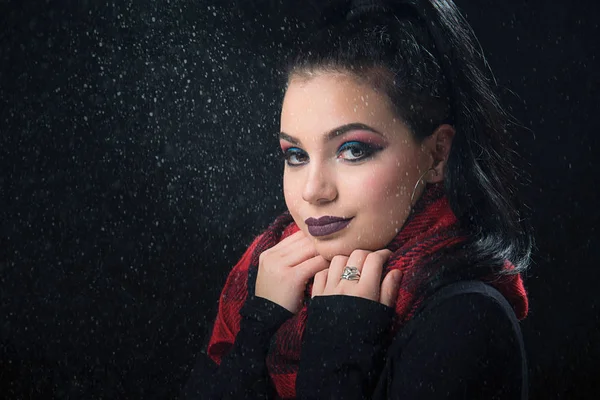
{"left": 279, "top": 122, "right": 384, "bottom": 146}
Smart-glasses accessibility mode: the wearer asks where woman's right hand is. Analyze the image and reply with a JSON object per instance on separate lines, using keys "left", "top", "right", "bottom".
{"left": 255, "top": 231, "right": 329, "bottom": 314}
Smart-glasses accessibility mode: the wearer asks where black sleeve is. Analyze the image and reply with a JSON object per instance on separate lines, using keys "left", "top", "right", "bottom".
{"left": 296, "top": 295, "right": 395, "bottom": 399}
{"left": 388, "top": 293, "right": 524, "bottom": 399}
{"left": 182, "top": 295, "right": 293, "bottom": 400}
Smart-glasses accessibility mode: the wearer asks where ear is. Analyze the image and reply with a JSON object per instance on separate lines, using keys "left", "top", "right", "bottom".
{"left": 425, "top": 124, "right": 455, "bottom": 183}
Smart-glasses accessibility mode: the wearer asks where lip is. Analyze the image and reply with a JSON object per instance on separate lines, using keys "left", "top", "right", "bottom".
{"left": 305, "top": 216, "right": 350, "bottom": 226}
{"left": 304, "top": 216, "right": 352, "bottom": 237}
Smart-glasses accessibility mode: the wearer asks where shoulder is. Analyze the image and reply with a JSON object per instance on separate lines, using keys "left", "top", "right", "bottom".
{"left": 406, "top": 282, "right": 523, "bottom": 353}
{"left": 386, "top": 282, "right": 526, "bottom": 398}
{"left": 422, "top": 281, "right": 518, "bottom": 323}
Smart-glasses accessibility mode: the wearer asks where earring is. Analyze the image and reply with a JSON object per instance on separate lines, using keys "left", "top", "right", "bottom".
{"left": 410, "top": 167, "right": 438, "bottom": 206}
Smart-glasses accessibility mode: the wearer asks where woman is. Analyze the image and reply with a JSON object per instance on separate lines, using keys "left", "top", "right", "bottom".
{"left": 184, "top": 0, "right": 532, "bottom": 398}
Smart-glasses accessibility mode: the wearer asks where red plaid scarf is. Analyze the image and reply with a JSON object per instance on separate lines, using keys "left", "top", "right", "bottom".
{"left": 207, "top": 183, "right": 528, "bottom": 398}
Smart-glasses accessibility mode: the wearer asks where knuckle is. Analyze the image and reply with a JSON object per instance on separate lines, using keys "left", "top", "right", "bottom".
{"left": 258, "top": 249, "right": 271, "bottom": 262}
{"left": 331, "top": 255, "right": 348, "bottom": 264}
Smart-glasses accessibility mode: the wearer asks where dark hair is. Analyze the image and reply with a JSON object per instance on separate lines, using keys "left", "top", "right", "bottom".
{"left": 281, "top": 0, "right": 533, "bottom": 287}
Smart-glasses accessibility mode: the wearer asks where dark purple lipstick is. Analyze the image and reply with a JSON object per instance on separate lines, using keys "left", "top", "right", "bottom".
{"left": 304, "top": 216, "right": 352, "bottom": 237}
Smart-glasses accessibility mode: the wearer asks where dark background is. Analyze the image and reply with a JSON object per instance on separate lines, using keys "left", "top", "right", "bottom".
{"left": 1, "top": 0, "right": 598, "bottom": 398}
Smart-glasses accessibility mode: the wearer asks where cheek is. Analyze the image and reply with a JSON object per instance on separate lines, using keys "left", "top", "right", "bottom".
{"left": 283, "top": 173, "right": 301, "bottom": 210}
{"left": 359, "top": 166, "right": 408, "bottom": 200}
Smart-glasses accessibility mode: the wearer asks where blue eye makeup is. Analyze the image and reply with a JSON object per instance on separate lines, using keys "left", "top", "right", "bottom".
{"left": 280, "top": 141, "right": 383, "bottom": 167}
{"left": 282, "top": 147, "right": 309, "bottom": 166}
{"left": 337, "top": 141, "right": 382, "bottom": 162}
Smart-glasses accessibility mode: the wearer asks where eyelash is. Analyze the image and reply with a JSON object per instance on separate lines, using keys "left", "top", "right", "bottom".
{"left": 281, "top": 141, "right": 382, "bottom": 167}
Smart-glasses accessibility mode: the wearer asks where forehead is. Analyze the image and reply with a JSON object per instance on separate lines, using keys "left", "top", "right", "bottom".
{"left": 281, "top": 73, "right": 397, "bottom": 130}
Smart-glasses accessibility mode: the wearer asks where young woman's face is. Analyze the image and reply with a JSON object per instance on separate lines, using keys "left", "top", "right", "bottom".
{"left": 279, "top": 73, "right": 434, "bottom": 261}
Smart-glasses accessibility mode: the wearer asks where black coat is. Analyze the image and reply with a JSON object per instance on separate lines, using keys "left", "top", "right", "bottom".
{"left": 183, "top": 280, "right": 527, "bottom": 399}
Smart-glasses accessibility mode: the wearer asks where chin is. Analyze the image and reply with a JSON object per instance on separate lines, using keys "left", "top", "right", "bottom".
{"left": 313, "top": 240, "right": 359, "bottom": 262}
{"left": 312, "top": 232, "right": 396, "bottom": 261}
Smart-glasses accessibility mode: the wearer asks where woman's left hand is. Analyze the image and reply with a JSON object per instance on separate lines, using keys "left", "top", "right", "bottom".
{"left": 311, "top": 249, "right": 403, "bottom": 307}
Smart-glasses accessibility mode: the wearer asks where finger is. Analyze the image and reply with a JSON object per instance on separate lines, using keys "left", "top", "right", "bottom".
{"left": 311, "top": 269, "right": 328, "bottom": 298}
{"left": 359, "top": 249, "right": 393, "bottom": 292}
{"left": 274, "top": 230, "right": 306, "bottom": 247}
{"left": 280, "top": 236, "right": 319, "bottom": 266}
{"left": 277, "top": 231, "right": 313, "bottom": 253}
{"left": 259, "top": 231, "right": 308, "bottom": 262}
{"left": 326, "top": 255, "right": 348, "bottom": 290}
{"left": 379, "top": 269, "right": 403, "bottom": 307}
{"left": 296, "top": 255, "right": 330, "bottom": 282}
{"left": 267, "top": 233, "right": 319, "bottom": 268}
{"left": 344, "top": 249, "right": 371, "bottom": 275}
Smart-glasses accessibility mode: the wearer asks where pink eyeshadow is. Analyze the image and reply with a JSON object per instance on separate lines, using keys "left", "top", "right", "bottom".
{"left": 341, "top": 131, "right": 388, "bottom": 147}
{"left": 279, "top": 130, "right": 387, "bottom": 152}
{"left": 279, "top": 140, "right": 293, "bottom": 152}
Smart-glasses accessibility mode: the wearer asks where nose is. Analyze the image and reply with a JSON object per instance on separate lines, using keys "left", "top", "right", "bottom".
{"left": 301, "top": 162, "right": 337, "bottom": 205}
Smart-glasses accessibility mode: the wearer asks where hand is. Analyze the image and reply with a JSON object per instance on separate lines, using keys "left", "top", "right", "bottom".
{"left": 255, "top": 231, "right": 330, "bottom": 313}
{"left": 311, "top": 249, "right": 403, "bottom": 307}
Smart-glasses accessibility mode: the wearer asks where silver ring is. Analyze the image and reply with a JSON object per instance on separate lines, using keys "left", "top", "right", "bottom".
{"left": 341, "top": 266, "right": 361, "bottom": 281}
